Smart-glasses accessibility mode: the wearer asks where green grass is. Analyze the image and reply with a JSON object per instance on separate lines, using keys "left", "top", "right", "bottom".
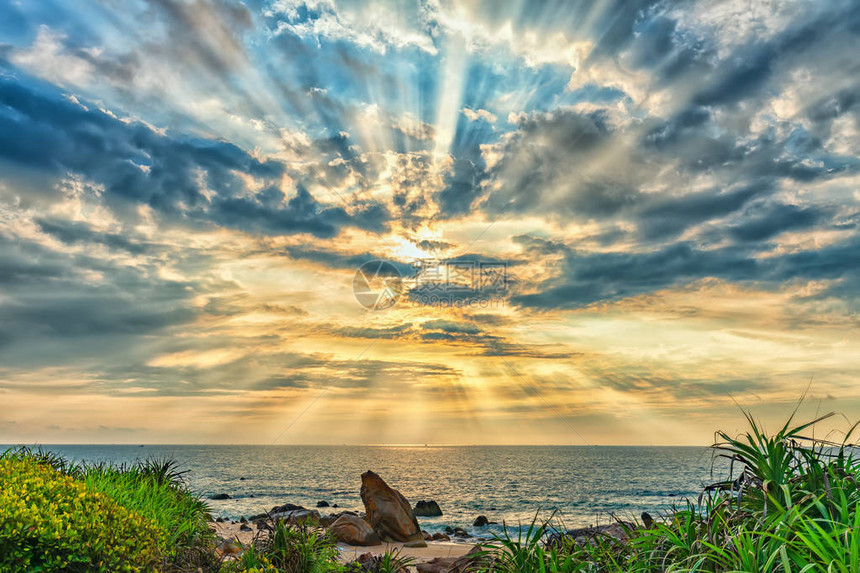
{"left": 479, "top": 405, "right": 860, "bottom": 572}
{"left": 81, "top": 459, "right": 213, "bottom": 562}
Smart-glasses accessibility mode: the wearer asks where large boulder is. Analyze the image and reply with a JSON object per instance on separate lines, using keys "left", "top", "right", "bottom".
{"left": 414, "top": 500, "right": 443, "bottom": 517}
{"left": 360, "top": 470, "right": 425, "bottom": 544}
{"left": 329, "top": 514, "right": 381, "bottom": 546}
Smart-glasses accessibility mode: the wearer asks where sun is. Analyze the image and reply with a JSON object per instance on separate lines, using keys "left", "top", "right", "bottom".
{"left": 387, "top": 228, "right": 451, "bottom": 262}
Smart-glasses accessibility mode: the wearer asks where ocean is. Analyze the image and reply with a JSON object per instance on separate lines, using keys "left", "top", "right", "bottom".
{"left": 10, "top": 445, "right": 727, "bottom": 534}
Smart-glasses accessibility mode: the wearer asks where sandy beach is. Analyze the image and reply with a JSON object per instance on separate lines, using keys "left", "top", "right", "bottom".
{"left": 213, "top": 521, "right": 476, "bottom": 564}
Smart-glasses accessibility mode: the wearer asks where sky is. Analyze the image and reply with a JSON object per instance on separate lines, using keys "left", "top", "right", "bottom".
{"left": 0, "top": 0, "right": 859, "bottom": 446}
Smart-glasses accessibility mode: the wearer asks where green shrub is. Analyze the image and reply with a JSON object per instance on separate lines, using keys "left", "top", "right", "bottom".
{"left": 0, "top": 449, "right": 218, "bottom": 572}
{"left": 0, "top": 456, "right": 164, "bottom": 572}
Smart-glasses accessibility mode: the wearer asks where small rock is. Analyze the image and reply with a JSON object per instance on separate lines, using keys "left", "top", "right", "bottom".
{"left": 416, "top": 545, "right": 483, "bottom": 573}
{"left": 422, "top": 530, "right": 433, "bottom": 541}
{"left": 349, "top": 552, "right": 377, "bottom": 571}
{"left": 473, "top": 515, "right": 489, "bottom": 527}
{"left": 209, "top": 493, "right": 231, "bottom": 500}
{"left": 444, "top": 526, "right": 454, "bottom": 535}
{"left": 546, "top": 523, "right": 630, "bottom": 548}
{"left": 240, "top": 517, "right": 247, "bottom": 524}
{"left": 317, "top": 500, "right": 330, "bottom": 508}
{"left": 272, "top": 509, "right": 321, "bottom": 526}
{"left": 453, "top": 527, "right": 469, "bottom": 538}
{"left": 413, "top": 500, "right": 443, "bottom": 517}
{"left": 239, "top": 477, "right": 246, "bottom": 481}
{"left": 404, "top": 539, "right": 428, "bottom": 548}
{"left": 431, "top": 532, "right": 450, "bottom": 541}
{"left": 271, "top": 503, "right": 305, "bottom": 513}
{"left": 333, "top": 503, "right": 339, "bottom": 508}
{"left": 641, "top": 512, "right": 654, "bottom": 528}
{"left": 215, "top": 517, "right": 225, "bottom": 523}
{"left": 240, "top": 523, "right": 252, "bottom": 531}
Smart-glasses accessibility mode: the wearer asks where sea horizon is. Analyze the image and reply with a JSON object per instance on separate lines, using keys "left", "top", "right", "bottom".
{"left": 3, "top": 443, "right": 712, "bottom": 447}
{"left": 7, "top": 443, "right": 727, "bottom": 532}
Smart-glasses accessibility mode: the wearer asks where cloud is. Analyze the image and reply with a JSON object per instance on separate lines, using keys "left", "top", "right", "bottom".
{"left": 462, "top": 107, "right": 496, "bottom": 124}
{"left": 0, "top": 71, "right": 390, "bottom": 238}
{"left": 513, "top": 231, "right": 860, "bottom": 310}
{"left": 420, "top": 319, "right": 481, "bottom": 334}
{"left": 35, "top": 217, "right": 156, "bottom": 255}
{"left": 1, "top": 0, "right": 860, "bottom": 444}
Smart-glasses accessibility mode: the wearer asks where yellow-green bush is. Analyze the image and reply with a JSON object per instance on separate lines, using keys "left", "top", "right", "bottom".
{"left": 221, "top": 549, "right": 280, "bottom": 573}
{"left": 0, "top": 457, "right": 165, "bottom": 572}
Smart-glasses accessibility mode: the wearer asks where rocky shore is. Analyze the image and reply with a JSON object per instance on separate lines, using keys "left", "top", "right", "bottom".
{"left": 211, "top": 470, "right": 488, "bottom": 570}
{"left": 209, "top": 469, "right": 639, "bottom": 572}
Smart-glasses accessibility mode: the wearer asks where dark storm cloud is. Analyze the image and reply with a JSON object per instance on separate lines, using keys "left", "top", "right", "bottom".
{"left": 6, "top": 295, "right": 192, "bottom": 337}
{"left": 283, "top": 246, "right": 413, "bottom": 276}
{"left": 415, "top": 238, "right": 454, "bottom": 252}
{"left": 726, "top": 203, "right": 828, "bottom": 243}
{"left": 0, "top": 233, "right": 198, "bottom": 365}
{"left": 480, "top": 110, "right": 615, "bottom": 217}
{"left": 332, "top": 324, "right": 414, "bottom": 339}
{"left": 806, "top": 88, "right": 860, "bottom": 127}
{"left": 421, "top": 319, "right": 481, "bottom": 334}
{"left": 251, "top": 356, "right": 461, "bottom": 393}
{"left": 478, "top": 91, "right": 855, "bottom": 249}
{"left": 442, "top": 0, "right": 860, "bottom": 264}
{"left": 514, "top": 230, "right": 860, "bottom": 310}
{"left": 437, "top": 153, "right": 487, "bottom": 216}
{"left": 636, "top": 183, "right": 769, "bottom": 240}
{"left": 514, "top": 242, "right": 758, "bottom": 309}
{"left": 35, "top": 217, "right": 155, "bottom": 255}
{"left": 324, "top": 316, "right": 567, "bottom": 359}
{"left": 482, "top": 107, "right": 818, "bottom": 244}
{"left": 591, "top": 369, "right": 767, "bottom": 400}
{"left": 212, "top": 187, "right": 389, "bottom": 238}
{"left": 690, "top": 7, "right": 859, "bottom": 109}
{"left": 0, "top": 70, "right": 389, "bottom": 238}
